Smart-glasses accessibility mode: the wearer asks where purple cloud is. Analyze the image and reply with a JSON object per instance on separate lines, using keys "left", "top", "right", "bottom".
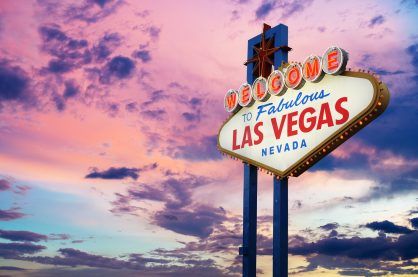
{"left": 0, "top": 266, "right": 26, "bottom": 271}
{"left": 93, "top": 0, "right": 112, "bottom": 8}
{"left": 49, "top": 233, "right": 71, "bottom": 240}
{"left": 365, "top": 220, "right": 413, "bottom": 234}
{"left": 99, "top": 56, "right": 135, "bottom": 83}
{"left": 146, "top": 26, "right": 160, "bottom": 40}
{"left": 0, "top": 60, "right": 32, "bottom": 105}
{"left": 92, "top": 32, "right": 122, "bottom": 61}
{"left": 319, "top": 222, "right": 339, "bottom": 231}
{"left": 63, "top": 80, "right": 79, "bottom": 99}
{"left": 37, "top": 1, "right": 125, "bottom": 24}
{"left": 170, "top": 135, "right": 221, "bottom": 161}
{"left": 38, "top": 24, "right": 91, "bottom": 75}
{"left": 0, "top": 208, "right": 25, "bottom": 221}
{"left": 13, "top": 185, "right": 31, "bottom": 195}
{"left": 133, "top": 50, "right": 151, "bottom": 63}
{"left": 72, "top": 240, "right": 84, "bottom": 244}
{"left": 153, "top": 206, "right": 227, "bottom": 238}
{"left": 85, "top": 163, "right": 158, "bottom": 180}
{"left": 0, "top": 229, "right": 48, "bottom": 242}
{"left": 25, "top": 247, "right": 139, "bottom": 269}
{"left": 47, "top": 59, "right": 73, "bottom": 73}
{"left": 290, "top": 230, "right": 418, "bottom": 261}
{"left": 125, "top": 102, "right": 138, "bottom": 112}
{"left": 141, "top": 109, "right": 166, "bottom": 120}
{"left": 369, "top": 67, "right": 405, "bottom": 76}
{"left": 0, "top": 179, "right": 11, "bottom": 191}
{"left": 406, "top": 43, "right": 418, "bottom": 84}
{"left": 369, "top": 15, "right": 385, "bottom": 27}
{"left": 255, "top": 0, "right": 276, "bottom": 19}
{"left": 254, "top": 0, "right": 313, "bottom": 20}
{"left": 0, "top": 242, "right": 46, "bottom": 258}
{"left": 110, "top": 174, "right": 226, "bottom": 238}
{"left": 411, "top": 218, "right": 418, "bottom": 229}
{"left": 19, "top": 247, "right": 225, "bottom": 276}
{"left": 86, "top": 167, "right": 140, "bottom": 180}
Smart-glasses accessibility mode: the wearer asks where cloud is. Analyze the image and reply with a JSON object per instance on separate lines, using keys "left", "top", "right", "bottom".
{"left": 71, "top": 240, "right": 84, "bottom": 244}
{"left": 338, "top": 269, "right": 385, "bottom": 276}
{"left": 92, "top": 32, "right": 122, "bottom": 61}
{"left": 0, "top": 229, "right": 48, "bottom": 242}
{"left": 369, "top": 67, "right": 405, "bottom": 76}
{"left": 86, "top": 167, "right": 140, "bottom": 180}
{"left": 153, "top": 206, "right": 227, "bottom": 238}
{"left": 254, "top": 0, "right": 313, "bottom": 20}
{"left": 365, "top": 220, "right": 413, "bottom": 234}
{"left": 132, "top": 43, "right": 152, "bottom": 63}
{"left": 48, "top": 233, "right": 71, "bottom": 240}
{"left": 182, "top": 112, "right": 200, "bottom": 122}
{"left": 85, "top": 163, "right": 157, "bottom": 180}
{"left": 17, "top": 247, "right": 226, "bottom": 276}
{"left": 0, "top": 60, "right": 32, "bottom": 105}
{"left": 125, "top": 102, "right": 138, "bottom": 112}
{"left": 93, "top": 0, "right": 113, "bottom": 8}
{"left": 47, "top": 59, "right": 73, "bottom": 73}
{"left": 319, "top": 222, "right": 339, "bottom": 231}
{"left": 0, "top": 208, "right": 26, "bottom": 221}
{"left": 290, "top": 230, "right": 418, "bottom": 261}
{"left": 255, "top": 0, "right": 276, "bottom": 19}
{"left": 168, "top": 135, "right": 222, "bottom": 161}
{"left": 318, "top": 26, "right": 326, "bottom": 33}
{"left": 110, "top": 173, "right": 226, "bottom": 238}
{"left": 38, "top": 24, "right": 91, "bottom": 74}
{"left": 13, "top": 185, "right": 31, "bottom": 195}
{"left": 25, "top": 247, "right": 141, "bottom": 270}
{"left": 38, "top": 25, "right": 68, "bottom": 42}
{"left": 411, "top": 217, "right": 418, "bottom": 229}
{"left": 133, "top": 50, "right": 151, "bottom": 63}
{"left": 146, "top": 26, "right": 160, "bottom": 40}
{"left": 100, "top": 56, "right": 135, "bottom": 83}
{"left": 0, "top": 242, "right": 46, "bottom": 258}
{"left": 0, "top": 179, "right": 11, "bottom": 191}
{"left": 231, "top": 0, "right": 250, "bottom": 4}
{"left": 63, "top": 80, "right": 79, "bottom": 99}
{"left": 103, "top": 102, "right": 120, "bottom": 117}
{"left": 369, "top": 15, "right": 385, "bottom": 27}
{"left": 0, "top": 266, "right": 26, "bottom": 271}
{"left": 52, "top": 95, "right": 65, "bottom": 111}
{"left": 37, "top": 0, "right": 125, "bottom": 24}
{"left": 107, "top": 56, "right": 135, "bottom": 78}
{"left": 140, "top": 109, "right": 166, "bottom": 120}
{"left": 123, "top": 174, "right": 210, "bottom": 210}
{"left": 406, "top": 43, "right": 418, "bottom": 84}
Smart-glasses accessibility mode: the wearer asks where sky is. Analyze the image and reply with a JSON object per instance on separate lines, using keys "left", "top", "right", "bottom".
{"left": 0, "top": 0, "right": 417, "bottom": 276}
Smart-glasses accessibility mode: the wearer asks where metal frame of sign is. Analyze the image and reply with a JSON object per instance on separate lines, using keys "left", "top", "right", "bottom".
{"left": 217, "top": 69, "right": 390, "bottom": 177}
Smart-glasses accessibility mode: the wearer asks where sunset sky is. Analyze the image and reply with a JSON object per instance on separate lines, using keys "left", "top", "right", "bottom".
{"left": 1, "top": 0, "right": 418, "bottom": 276}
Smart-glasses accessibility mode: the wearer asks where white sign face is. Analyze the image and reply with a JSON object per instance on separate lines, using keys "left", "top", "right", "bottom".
{"left": 218, "top": 72, "right": 388, "bottom": 177}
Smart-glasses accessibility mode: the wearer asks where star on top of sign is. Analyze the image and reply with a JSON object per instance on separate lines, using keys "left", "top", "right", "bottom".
{"left": 244, "top": 23, "right": 292, "bottom": 78}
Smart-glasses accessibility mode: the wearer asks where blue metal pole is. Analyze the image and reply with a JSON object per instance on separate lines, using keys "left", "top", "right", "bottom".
{"left": 271, "top": 24, "right": 289, "bottom": 277}
{"left": 242, "top": 23, "right": 289, "bottom": 277}
{"left": 273, "top": 177, "right": 288, "bottom": 276}
{"left": 241, "top": 163, "right": 258, "bottom": 277}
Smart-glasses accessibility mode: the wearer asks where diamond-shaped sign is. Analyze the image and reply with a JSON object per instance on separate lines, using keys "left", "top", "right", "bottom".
{"left": 218, "top": 71, "right": 389, "bottom": 177}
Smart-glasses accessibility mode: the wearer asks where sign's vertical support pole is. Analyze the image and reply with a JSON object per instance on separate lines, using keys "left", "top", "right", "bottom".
{"left": 240, "top": 24, "right": 261, "bottom": 277}
{"left": 271, "top": 23, "right": 289, "bottom": 277}
{"left": 241, "top": 23, "right": 288, "bottom": 277}
{"left": 273, "top": 177, "right": 288, "bottom": 276}
{"left": 241, "top": 163, "right": 258, "bottom": 277}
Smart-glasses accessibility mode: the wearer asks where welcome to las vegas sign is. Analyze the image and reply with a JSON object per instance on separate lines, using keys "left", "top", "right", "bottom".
{"left": 218, "top": 46, "right": 390, "bottom": 177}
